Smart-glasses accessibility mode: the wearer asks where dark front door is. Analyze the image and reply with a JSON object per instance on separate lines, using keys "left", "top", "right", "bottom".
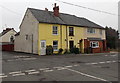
{"left": 69, "top": 41, "right": 74, "bottom": 49}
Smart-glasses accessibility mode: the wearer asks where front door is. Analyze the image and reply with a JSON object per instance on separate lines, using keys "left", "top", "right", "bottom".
{"left": 40, "top": 40, "right": 46, "bottom": 55}
{"left": 69, "top": 41, "right": 74, "bottom": 49}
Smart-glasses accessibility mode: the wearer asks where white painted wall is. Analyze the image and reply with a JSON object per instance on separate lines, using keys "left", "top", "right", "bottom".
{"left": 14, "top": 9, "right": 39, "bottom": 54}
{"left": 0, "top": 30, "right": 17, "bottom": 43}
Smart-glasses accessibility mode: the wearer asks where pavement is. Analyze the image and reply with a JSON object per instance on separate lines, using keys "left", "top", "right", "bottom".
{"left": 0, "top": 51, "right": 119, "bottom": 82}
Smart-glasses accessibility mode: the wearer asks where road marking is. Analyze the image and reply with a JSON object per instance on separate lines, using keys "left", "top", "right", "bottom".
{"left": 9, "top": 71, "right": 22, "bottom": 74}
{"left": 106, "top": 61, "right": 111, "bottom": 63}
{"left": 105, "top": 55, "right": 108, "bottom": 56}
{"left": 9, "top": 71, "right": 25, "bottom": 76}
{"left": 43, "top": 69, "right": 53, "bottom": 72}
{"left": 111, "top": 55, "right": 117, "bottom": 57}
{"left": 23, "top": 58, "right": 36, "bottom": 60}
{"left": 73, "top": 64, "right": 79, "bottom": 66}
{"left": 91, "top": 63, "right": 98, "bottom": 65}
{"left": 65, "top": 65, "right": 73, "bottom": 68}
{"left": 39, "top": 68, "right": 50, "bottom": 71}
{"left": 53, "top": 67, "right": 67, "bottom": 70}
{"left": 25, "top": 69, "right": 36, "bottom": 72}
{"left": 112, "top": 61, "right": 116, "bottom": 63}
{"left": 0, "top": 73, "right": 7, "bottom": 78}
{"left": 99, "top": 62, "right": 105, "bottom": 64}
{"left": 12, "top": 73, "right": 25, "bottom": 76}
{"left": 7, "top": 60, "right": 14, "bottom": 61}
{"left": 66, "top": 68, "right": 110, "bottom": 82}
{"left": 28, "top": 71, "right": 39, "bottom": 75}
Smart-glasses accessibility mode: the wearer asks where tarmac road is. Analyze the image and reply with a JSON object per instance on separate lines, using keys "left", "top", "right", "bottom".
{"left": 1, "top": 51, "right": 119, "bottom": 82}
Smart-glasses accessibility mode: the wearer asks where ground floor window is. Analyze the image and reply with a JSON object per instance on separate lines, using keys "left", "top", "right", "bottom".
{"left": 53, "top": 41, "right": 58, "bottom": 51}
{"left": 90, "top": 41, "right": 99, "bottom": 48}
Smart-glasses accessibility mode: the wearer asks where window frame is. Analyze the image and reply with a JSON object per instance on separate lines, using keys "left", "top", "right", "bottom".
{"left": 99, "top": 29, "right": 102, "bottom": 35}
{"left": 90, "top": 41, "right": 99, "bottom": 48}
{"left": 53, "top": 41, "right": 58, "bottom": 51}
{"left": 52, "top": 26, "right": 58, "bottom": 35}
{"left": 69, "top": 27, "right": 74, "bottom": 36}
{"left": 87, "top": 28, "right": 95, "bottom": 34}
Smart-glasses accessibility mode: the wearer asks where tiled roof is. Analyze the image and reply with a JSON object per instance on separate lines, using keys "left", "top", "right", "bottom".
{"left": 28, "top": 8, "right": 104, "bottom": 29}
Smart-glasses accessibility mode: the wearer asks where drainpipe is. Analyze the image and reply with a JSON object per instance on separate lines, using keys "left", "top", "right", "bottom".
{"left": 60, "top": 25, "right": 62, "bottom": 48}
{"left": 31, "top": 34, "right": 33, "bottom": 54}
{"left": 66, "top": 25, "right": 68, "bottom": 50}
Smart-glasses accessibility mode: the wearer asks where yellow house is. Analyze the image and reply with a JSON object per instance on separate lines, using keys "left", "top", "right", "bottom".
{"left": 15, "top": 3, "right": 106, "bottom": 55}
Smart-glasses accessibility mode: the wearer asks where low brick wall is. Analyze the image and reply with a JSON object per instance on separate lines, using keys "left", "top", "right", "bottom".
{"left": 1, "top": 44, "right": 14, "bottom": 51}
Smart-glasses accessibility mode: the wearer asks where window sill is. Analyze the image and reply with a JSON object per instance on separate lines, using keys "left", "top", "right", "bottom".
{"left": 54, "top": 50, "right": 58, "bottom": 51}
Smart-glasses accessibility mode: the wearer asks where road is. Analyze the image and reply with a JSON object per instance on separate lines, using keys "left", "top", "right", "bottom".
{"left": 1, "top": 51, "right": 119, "bottom": 82}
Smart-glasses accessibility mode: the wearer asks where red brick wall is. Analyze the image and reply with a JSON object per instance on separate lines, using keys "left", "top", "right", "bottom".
{"left": 84, "top": 39, "right": 107, "bottom": 53}
{"left": 2, "top": 44, "right": 14, "bottom": 51}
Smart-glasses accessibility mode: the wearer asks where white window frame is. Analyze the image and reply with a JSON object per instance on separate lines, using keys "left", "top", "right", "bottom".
{"left": 53, "top": 41, "right": 58, "bottom": 51}
{"left": 52, "top": 26, "right": 58, "bottom": 35}
{"left": 90, "top": 41, "right": 99, "bottom": 48}
{"left": 87, "top": 28, "right": 95, "bottom": 34}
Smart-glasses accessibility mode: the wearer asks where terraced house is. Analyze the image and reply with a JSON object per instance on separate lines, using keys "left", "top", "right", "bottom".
{"left": 15, "top": 3, "right": 107, "bottom": 55}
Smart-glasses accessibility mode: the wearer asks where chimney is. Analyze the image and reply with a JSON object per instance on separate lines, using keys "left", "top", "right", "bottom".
{"left": 53, "top": 3, "right": 59, "bottom": 17}
{"left": 45, "top": 8, "right": 48, "bottom": 11}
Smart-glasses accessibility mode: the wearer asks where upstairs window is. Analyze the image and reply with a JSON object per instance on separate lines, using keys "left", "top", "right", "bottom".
{"left": 10, "top": 36, "right": 14, "bottom": 43}
{"left": 53, "top": 26, "right": 58, "bottom": 35}
{"left": 69, "top": 27, "right": 74, "bottom": 36}
{"left": 87, "top": 28, "right": 95, "bottom": 34}
{"left": 99, "top": 29, "right": 102, "bottom": 35}
{"left": 53, "top": 41, "right": 58, "bottom": 51}
{"left": 90, "top": 41, "right": 99, "bottom": 48}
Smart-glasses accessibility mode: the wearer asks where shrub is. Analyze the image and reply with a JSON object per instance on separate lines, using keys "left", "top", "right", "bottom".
{"left": 58, "top": 48, "right": 63, "bottom": 54}
{"left": 64, "top": 49, "right": 70, "bottom": 54}
{"left": 46, "top": 45, "right": 53, "bottom": 55}
{"left": 70, "top": 46, "right": 80, "bottom": 54}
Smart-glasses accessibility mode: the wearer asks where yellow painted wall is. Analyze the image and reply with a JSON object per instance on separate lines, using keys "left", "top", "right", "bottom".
{"left": 38, "top": 23, "right": 85, "bottom": 55}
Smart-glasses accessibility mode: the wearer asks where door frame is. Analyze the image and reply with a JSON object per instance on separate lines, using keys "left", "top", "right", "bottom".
{"left": 40, "top": 40, "right": 46, "bottom": 55}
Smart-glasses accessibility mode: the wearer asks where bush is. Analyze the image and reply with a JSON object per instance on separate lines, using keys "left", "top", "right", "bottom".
{"left": 46, "top": 45, "right": 53, "bottom": 55}
{"left": 70, "top": 46, "right": 80, "bottom": 54}
{"left": 64, "top": 49, "right": 70, "bottom": 54}
{"left": 58, "top": 48, "right": 63, "bottom": 54}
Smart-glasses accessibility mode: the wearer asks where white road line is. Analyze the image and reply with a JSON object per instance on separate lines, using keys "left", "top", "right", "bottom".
{"left": 73, "top": 64, "right": 79, "bottom": 66}
{"left": 39, "top": 68, "right": 50, "bottom": 71}
{"left": 57, "top": 68, "right": 67, "bottom": 70}
{"left": 0, "top": 73, "right": 7, "bottom": 78}
{"left": 91, "top": 63, "right": 98, "bottom": 65}
{"left": 7, "top": 60, "right": 14, "bottom": 61}
{"left": 66, "top": 68, "right": 109, "bottom": 82}
{"left": 12, "top": 73, "right": 25, "bottom": 76}
{"left": 112, "top": 61, "right": 117, "bottom": 63}
{"left": 53, "top": 67, "right": 67, "bottom": 70}
{"left": 105, "top": 55, "right": 108, "bottom": 56}
{"left": 9, "top": 71, "right": 22, "bottom": 74}
{"left": 28, "top": 71, "right": 39, "bottom": 75}
{"left": 25, "top": 69, "right": 36, "bottom": 72}
{"left": 23, "top": 58, "right": 36, "bottom": 60}
{"left": 65, "top": 65, "right": 73, "bottom": 68}
{"left": 43, "top": 69, "right": 53, "bottom": 72}
{"left": 99, "top": 62, "right": 105, "bottom": 64}
{"left": 106, "top": 61, "right": 112, "bottom": 63}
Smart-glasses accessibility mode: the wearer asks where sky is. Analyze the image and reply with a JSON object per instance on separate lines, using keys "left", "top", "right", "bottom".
{"left": 0, "top": 0, "right": 119, "bottom": 33}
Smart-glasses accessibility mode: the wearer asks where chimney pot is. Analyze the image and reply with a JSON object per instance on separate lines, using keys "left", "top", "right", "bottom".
{"left": 54, "top": 3, "right": 57, "bottom": 7}
{"left": 45, "top": 8, "right": 48, "bottom": 11}
{"left": 53, "top": 3, "right": 59, "bottom": 17}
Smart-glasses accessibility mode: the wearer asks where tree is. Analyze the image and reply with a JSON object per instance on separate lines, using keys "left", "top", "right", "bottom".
{"left": 105, "top": 26, "right": 119, "bottom": 49}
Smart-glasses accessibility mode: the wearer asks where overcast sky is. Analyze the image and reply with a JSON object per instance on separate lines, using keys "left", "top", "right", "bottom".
{"left": 0, "top": 0, "right": 119, "bottom": 33}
